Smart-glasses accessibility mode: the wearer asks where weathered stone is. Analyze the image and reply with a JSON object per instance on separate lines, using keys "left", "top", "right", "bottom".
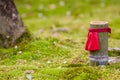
{"left": 89, "top": 21, "right": 109, "bottom": 66}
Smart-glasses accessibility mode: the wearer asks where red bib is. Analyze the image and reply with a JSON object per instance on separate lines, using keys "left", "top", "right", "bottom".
{"left": 85, "top": 27, "right": 111, "bottom": 51}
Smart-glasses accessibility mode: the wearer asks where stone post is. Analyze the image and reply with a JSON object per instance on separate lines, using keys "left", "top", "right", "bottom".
{"left": 89, "top": 21, "right": 109, "bottom": 66}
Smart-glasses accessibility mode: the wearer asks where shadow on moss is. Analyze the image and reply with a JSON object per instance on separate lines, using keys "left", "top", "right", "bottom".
{"left": 16, "top": 29, "right": 33, "bottom": 46}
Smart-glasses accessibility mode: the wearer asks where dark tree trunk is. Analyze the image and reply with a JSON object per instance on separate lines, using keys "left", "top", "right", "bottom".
{"left": 0, "top": 0, "right": 26, "bottom": 48}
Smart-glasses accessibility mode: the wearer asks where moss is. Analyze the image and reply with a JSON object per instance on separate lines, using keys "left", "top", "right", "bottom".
{"left": 16, "top": 29, "right": 32, "bottom": 46}
{"left": 63, "top": 67, "right": 102, "bottom": 80}
{"left": 108, "top": 51, "right": 120, "bottom": 57}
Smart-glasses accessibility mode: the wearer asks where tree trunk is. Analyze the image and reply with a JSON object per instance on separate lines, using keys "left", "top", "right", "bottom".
{"left": 0, "top": 0, "right": 26, "bottom": 48}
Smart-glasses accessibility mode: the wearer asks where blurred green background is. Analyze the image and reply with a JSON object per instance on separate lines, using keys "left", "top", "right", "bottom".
{"left": 15, "top": 0, "right": 120, "bottom": 39}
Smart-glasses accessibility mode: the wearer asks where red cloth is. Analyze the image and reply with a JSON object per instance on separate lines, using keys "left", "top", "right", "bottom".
{"left": 85, "top": 27, "right": 111, "bottom": 51}
{"left": 89, "top": 27, "right": 111, "bottom": 33}
{"left": 85, "top": 32, "right": 100, "bottom": 51}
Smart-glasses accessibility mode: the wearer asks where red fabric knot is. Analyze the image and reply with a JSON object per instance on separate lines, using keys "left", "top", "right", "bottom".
{"left": 89, "top": 27, "right": 111, "bottom": 33}
{"left": 85, "top": 27, "right": 111, "bottom": 51}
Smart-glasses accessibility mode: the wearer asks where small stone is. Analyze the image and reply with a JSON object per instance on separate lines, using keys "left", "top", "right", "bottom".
{"left": 26, "top": 74, "right": 32, "bottom": 80}
{"left": 52, "top": 33, "right": 58, "bottom": 37}
{"left": 108, "top": 57, "right": 120, "bottom": 64}
{"left": 48, "top": 4, "right": 56, "bottom": 10}
{"left": 53, "top": 41, "right": 57, "bottom": 45}
{"left": 25, "top": 70, "right": 34, "bottom": 80}
{"left": 58, "top": 66, "right": 62, "bottom": 69}
{"left": 6, "top": 35, "right": 10, "bottom": 39}
{"left": 100, "top": 65, "right": 105, "bottom": 68}
{"left": 59, "top": 1, "right": 65, "bottom": 6}
{"left": 63, "top": 61, "right": 67, "bottom": 64}
{"left": 25, "top": 70, "right": 34, "bottom": 74}
{"left": 47, "top": 60, "right": 51, "bottom": 64}
{"left": 14, "top": 45, "right": 18, "bottom": 49}
{"left": 66, "top": 11, "right": 71, "bottom": 16}
{"left": 18, "top": 51, "right": 22, "bottom": 54}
